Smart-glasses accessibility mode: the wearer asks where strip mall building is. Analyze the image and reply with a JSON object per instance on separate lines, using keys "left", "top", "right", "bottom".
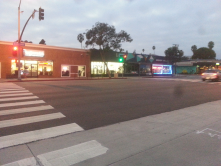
{"left": 0, "top": 41, "right": 90, "bottom": 79}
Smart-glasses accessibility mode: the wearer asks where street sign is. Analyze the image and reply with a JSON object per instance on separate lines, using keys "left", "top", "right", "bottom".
{"left": 13, "top": 42, "right": 25, "bottom": 46}
{"left": 149, "top": 55, "right": 154, "bottom": 63}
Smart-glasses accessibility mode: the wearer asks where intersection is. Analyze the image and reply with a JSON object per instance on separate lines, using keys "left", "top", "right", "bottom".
{"left": 0, "top": 77, "right": 221, "bottom": 165}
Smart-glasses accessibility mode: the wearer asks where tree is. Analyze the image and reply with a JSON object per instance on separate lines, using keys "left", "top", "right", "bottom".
{"left": 192, "top": 47, "right": 216, "bottom": 59}
{"left": 82, "top": 22, "right": 133, "bottom": 78}
{"left": 164, "top": 45, "right": 184, "bottom": 64}
{"left": 39, "top": 39, "right": 46, "bottom": 45}
{"left": 152, "top": 46, "right": 155, "bottom": 54}
{"left": 77, "top": 33, "right": 84, "bottom": 48}
{"left": 208, "top": 41, "right": 214, "bottom": 49}
{"left": 191, "top": 45, "right": 197, "bottom": 53}
{"left": 142, "top": 49, "right": 145, "bottom": 54}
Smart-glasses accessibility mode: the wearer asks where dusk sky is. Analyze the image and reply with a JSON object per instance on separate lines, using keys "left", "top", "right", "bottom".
{"left": 0, "top": 0, "right": 220, "bottom": 59}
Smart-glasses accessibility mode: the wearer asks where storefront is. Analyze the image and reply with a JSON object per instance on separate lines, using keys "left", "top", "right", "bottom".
{"left": 175, "top": 60, "right": 221, "bottom": 74}
{"left": 0, "top": 41, "right": 90, "bottom": 79}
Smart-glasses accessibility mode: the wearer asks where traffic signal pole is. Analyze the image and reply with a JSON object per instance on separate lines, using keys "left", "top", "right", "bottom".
{"left": 17, "top": 8, "right": 40, "bottom": 80}
{"left": 18, "top": 0, "right": 21, "bottom": 81}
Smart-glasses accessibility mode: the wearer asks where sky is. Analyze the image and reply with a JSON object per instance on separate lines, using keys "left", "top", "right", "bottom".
{"left": 0, "top": 0, "right": 221, "bottom": 59}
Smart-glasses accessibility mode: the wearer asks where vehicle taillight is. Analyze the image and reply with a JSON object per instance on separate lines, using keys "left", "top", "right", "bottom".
{"left": 202, "top": 73, "right": 205, "bottom": 75}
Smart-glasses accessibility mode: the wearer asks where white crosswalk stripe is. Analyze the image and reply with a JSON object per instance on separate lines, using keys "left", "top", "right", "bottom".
{"left": 0, "top": 83, "right": 84, "bottom": 150}
{"left": 0, "top": 112, "right": 65, "bottom": 128}
{"left": 0, "top": 90, "right": 29, "bottom": 94}
{"left": 0, "top": 92, "right": 33, "bottom": 97}
{"left": 0, "top": 96, "right": 38, "bottom": 102}
{"left": 0, "top": 105, "right": 54, "bottom": 116}
{"left": 0, "top": 100, "right": 45, "bottom": 108}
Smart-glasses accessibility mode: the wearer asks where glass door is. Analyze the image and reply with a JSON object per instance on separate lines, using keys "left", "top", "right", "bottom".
{"left": 31, "top": 64, "right": 38, "bottom": 77}
{"left": 24, "top": 63, "right": 38, "bottom": 77}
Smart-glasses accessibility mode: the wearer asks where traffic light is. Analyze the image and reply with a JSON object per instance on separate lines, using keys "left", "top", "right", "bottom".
{"left": 12, "top": 46, "right": 18, "bottom": 57}
{"left": 123, "top": 54, "right": 127, "bottom": 59}
{"left": 39, "top": 7, "right": 44, "bottom": 21}
{"left": 119, "top": 57, "right": 124, "bottom": 62}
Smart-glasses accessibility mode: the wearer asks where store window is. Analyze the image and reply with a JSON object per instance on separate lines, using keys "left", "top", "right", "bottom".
{"left": 61, "top": 65, "right": 86, "bottom": 77}
{"left": 91, "top": 62, "right": 123, "bottom": 74}
{"left": 11, "top": 60, "right": 53, "bottom": 77}
{"left": 78, "top": 66, "right": 85, "bottom": 77}
{"left": 38, "top": 61, "right": 53, "bottom": 76}
{"left": 61, "top": 65, "right": 70, "bottom": 77}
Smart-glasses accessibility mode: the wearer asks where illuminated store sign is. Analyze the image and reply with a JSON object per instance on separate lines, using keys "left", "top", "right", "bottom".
{"left": 23, "top": 49, "right": 44, "bottom": 57}
{"left": 152, "top": 64, "right": 172, "bottom": 74}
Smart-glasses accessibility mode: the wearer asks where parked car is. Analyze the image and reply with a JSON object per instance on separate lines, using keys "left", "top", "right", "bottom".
{"left": 201, "top": 69, "right": 221, "bottom": 81}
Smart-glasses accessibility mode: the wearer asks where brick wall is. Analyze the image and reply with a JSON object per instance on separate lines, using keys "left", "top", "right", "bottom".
{"left": 0, "top": 41, "right": 91, "bottom": 78}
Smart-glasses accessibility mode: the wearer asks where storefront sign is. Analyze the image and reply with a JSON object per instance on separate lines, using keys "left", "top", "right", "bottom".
{"left": 23, "top": 49, "right": 44, "bottom": 57}
{"left": 152, "top": 64, "right": 172, "bottom": 74}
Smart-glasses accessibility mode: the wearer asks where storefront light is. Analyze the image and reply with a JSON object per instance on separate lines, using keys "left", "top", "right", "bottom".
{"left": 63, "top": 67, "right": 68, "bottom": 71}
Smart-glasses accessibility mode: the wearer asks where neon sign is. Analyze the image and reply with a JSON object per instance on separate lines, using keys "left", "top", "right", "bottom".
{"left": 152, "top": 64, "right": 172, "bottom": 74}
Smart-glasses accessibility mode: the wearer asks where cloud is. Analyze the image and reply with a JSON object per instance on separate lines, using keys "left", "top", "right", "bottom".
{"left": 0, "top": 0, "right": 220, "bottom": 59}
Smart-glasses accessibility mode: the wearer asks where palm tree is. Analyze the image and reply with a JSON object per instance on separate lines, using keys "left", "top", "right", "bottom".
{"left": 77, "top": 33, "right": 84, "bottom": 48}
{"left": 152, "top": 46, "right": 155, "bottom": 54}
{"left": 208, "top": 41, "right": 214, "bottom": 49}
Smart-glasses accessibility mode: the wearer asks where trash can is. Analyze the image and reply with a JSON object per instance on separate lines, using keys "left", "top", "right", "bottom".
{"left": 114, "top": 73, "right": 118, "bottom": 78}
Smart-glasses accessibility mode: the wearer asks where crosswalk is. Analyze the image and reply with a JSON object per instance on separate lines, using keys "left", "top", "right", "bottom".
{"left": 0, "top": 83, "right": 84, "bottom": 149}
{"left": 0, "top": 83, "right": 108, "bottom": 166}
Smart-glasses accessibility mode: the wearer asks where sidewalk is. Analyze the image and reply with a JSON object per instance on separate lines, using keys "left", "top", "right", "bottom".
{"left": 1, "top": 100, "right": 221, "bottom": 166}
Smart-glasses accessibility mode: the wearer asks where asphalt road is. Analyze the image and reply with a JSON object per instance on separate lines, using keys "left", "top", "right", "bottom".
{"left": 1, "top": 76, "right": 221, "bottom": 137}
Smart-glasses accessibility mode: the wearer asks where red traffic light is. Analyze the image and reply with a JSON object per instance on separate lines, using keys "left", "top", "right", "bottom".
{"left": 12, "top": 46, "right": 18, "bottom": 57}
{"left": 13, "top": 46, "right": 18, "bottom": 51}
{"left": 123, "top": 54, "right": 127, "bottom": 59}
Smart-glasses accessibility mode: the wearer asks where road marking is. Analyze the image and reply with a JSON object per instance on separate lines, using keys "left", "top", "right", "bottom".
{"left": 2, "top": 157, "right": 38, "bottom": 166}
{"left": 0, "top": 90, "right": 29, "bottom": 94}
{"left": 0, "top": 96, "right": 38, "bottom": 102}
{"left": 0, "top": 123, "right": 84, "bottom": 149}
{"left": 196, "top": 128, "right": 221, "bottom": 140}
{"left": 0, "top": 100, "right": 45, "bottom": 108}
{"left": 0, "top": 88, "right": 26, "bottom": 91}
{"left": 0, "top": 112, "right": 65, "bottom": 128}
{"left": 0, "top": 92, "right": 33, "bottom": 98}
{"left": 38, "top": 140, "right": 108, "bottom": 166}
{"left": 0, "top": 105, "right": 54, "bottom": 116}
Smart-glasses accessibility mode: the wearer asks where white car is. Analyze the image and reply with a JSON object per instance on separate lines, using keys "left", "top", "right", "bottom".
{"left": 201, "top": 69, "right": 221, "bottom": 81}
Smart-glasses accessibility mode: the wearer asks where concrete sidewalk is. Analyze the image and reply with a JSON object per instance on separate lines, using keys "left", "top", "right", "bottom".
{"left": 0, "top": 100, "right": 221, "bottom": 166}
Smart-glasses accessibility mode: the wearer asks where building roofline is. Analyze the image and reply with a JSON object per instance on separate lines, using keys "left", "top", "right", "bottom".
{"left": 0, "top": 40, "right": 88, "bottom": 52}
